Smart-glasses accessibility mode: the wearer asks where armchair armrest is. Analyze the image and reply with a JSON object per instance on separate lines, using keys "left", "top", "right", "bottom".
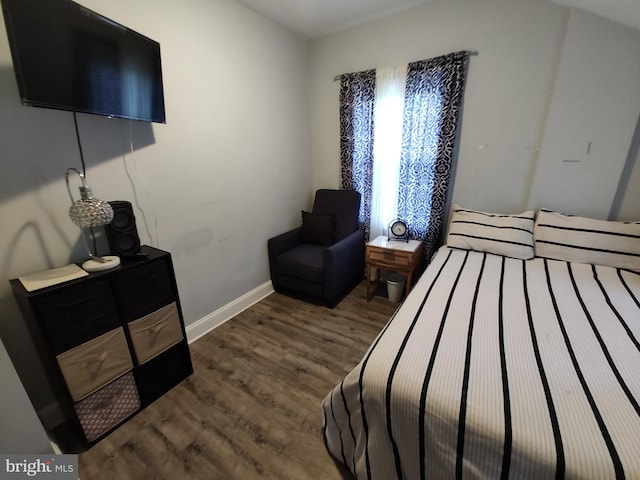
{"left": 323, "top": 229, "right": 365, "bottom": 303}
{"left": 268, "top": 227, "right": 303, "bottom": 256}
{"left": 268, "top": 228, "right": 303, "bottom": 291}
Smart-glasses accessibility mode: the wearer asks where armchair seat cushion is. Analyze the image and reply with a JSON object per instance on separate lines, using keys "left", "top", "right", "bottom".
{"left": 277, "top": 244, "right": 325, "bottom": 283}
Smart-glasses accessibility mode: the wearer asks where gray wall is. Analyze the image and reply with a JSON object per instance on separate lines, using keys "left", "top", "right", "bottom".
{"left": 309, "top": 0, "right": 640, "bottom": 219}
{"left": 528, "top": 8, "right": 640, "bottom": 218}
{"left": 0, "top": 0, "right": 311, "bottom": 453}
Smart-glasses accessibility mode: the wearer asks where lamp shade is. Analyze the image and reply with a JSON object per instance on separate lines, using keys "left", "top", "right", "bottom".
{"left": 66, "top": 168, "right": 114, "bottom": 228}
{"left": 65, "top": 167, "right": 120, "bottom": 272}
{"left": 69, "top": 189, "right": 114, "bottom": 227}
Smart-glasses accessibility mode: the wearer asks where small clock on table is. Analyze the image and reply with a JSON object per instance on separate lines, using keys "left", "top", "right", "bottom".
{"left": 388, "top": 219, "right": 409, "bottom": 242}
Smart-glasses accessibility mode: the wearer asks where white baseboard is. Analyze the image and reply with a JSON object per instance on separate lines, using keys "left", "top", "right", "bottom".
{"left": 185, "top": 281, "right": 274, "bottom": 344}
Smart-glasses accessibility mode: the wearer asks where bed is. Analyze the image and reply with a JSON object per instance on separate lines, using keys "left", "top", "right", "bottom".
{"left": 322, "top": 206, "right": 640, "bottom": 479}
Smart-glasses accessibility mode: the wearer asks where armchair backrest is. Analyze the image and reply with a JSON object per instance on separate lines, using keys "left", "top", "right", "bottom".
{"left": 312, "top": 189, "right": 361, "bottom": 242}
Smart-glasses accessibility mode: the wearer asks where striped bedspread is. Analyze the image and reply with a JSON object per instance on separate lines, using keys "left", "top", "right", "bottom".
{"left": 322, "top": 247, "right": 640, "bottom": 479}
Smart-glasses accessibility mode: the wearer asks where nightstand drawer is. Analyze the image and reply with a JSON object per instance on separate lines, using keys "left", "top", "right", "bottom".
{"left": 368, "top": 249, "right": 411, "bottom": 267}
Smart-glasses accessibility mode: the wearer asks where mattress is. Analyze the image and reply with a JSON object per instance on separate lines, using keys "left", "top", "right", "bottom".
{"left": 322, "top": 247, "right": 640, "bottom": 479}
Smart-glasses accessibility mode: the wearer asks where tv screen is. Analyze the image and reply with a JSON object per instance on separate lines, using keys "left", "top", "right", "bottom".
{"left": 1, "top": 0, "right": 166, "bottom": 123}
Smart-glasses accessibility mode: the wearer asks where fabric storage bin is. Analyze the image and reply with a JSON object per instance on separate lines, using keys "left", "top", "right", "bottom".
{"left": 114, "top": 259, "right": 175, "bottom": 321}
{"left": 34, "top": 277, "right": 120, "bottom": 354}
{"left": 128, "top": 302, "right": 183, "bottom": 364}
{"left": 56, "top": 327, "right": 133, "bottom": 402}
{"left": 74, "top": 371, "right": 140, "bottom": 442}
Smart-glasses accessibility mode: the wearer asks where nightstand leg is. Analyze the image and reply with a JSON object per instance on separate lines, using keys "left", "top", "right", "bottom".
{"left": 366, "top": 266, "right": 379, "bottom": 301}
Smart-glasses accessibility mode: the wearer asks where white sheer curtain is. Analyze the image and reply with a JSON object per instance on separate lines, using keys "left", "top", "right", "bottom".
{"left": 370, "top": 65, "right": 407, "bottom": 239}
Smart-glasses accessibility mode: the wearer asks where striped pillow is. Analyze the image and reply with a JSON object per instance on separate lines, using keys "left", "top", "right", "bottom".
{"left": 534, "top": 209, "right": 640, "bottom": 271}
{"left": 447, "top": 204, "right": 535, "bottom": 259}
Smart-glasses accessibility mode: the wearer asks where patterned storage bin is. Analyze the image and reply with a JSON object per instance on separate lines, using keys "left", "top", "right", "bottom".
{"left": 74, "top": 371, "right": 140, "bottom": 442}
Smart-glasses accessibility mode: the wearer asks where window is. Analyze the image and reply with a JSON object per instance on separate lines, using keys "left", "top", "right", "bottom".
{"left": 339, "top": 51, "right": 469, "bottom": 260}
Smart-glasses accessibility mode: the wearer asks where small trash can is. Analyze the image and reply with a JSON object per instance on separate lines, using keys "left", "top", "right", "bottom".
{"left": 387, "top": 273, "right": 406, "bottom": 303}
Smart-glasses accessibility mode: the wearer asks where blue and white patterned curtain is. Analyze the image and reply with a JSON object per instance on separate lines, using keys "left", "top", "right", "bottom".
{"left": 338, "top": 70, "right": 376, "bottom": 240}
{"left": 398, "top": 51, "right": 468, "bottom": 260}
{"left": 339, "top": 51, "right": 468, "bottom": 254}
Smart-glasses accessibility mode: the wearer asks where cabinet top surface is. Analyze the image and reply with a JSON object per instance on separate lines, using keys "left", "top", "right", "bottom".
{"left": 10, "top": 245, "right": 170, "bottom": 296}
{"left": 367, "top": 236, "right": 422, "bottom": 253}
{"left": 367, "top": 235, "right": 422, "bottom": 252}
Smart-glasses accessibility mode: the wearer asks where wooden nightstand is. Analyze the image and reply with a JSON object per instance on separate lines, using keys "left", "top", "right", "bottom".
{"left": 365, "top": 236, "right": 423, "bottom": 301}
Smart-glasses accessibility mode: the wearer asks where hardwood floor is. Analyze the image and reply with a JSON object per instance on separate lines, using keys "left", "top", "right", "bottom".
{"left": 78, "top": 282, "right": 398, "bottom": 479}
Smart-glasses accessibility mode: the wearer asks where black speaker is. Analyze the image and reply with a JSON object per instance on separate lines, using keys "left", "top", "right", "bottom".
{"left": 106, "top": 201, "right": 141, "bottom": 257}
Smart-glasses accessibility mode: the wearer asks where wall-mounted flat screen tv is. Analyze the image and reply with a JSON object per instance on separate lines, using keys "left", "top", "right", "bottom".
{"left": 1, "top": 0, "right": 166, "bottom": 123}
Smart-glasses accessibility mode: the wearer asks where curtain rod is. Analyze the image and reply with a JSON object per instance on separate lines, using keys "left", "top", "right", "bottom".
{"left": 333, "top": 49, "right": 479, "bottom": 82}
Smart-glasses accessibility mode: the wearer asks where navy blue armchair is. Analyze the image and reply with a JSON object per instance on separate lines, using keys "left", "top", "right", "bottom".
{"left": 268, "top": 189, "right": 364, "bottom": 307}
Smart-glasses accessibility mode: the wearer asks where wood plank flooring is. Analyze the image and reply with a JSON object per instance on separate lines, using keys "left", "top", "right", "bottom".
{"left": 78, "top": 282, "right": 398, "bottom": 479}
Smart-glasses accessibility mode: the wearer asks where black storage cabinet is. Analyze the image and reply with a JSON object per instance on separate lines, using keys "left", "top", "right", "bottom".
{"left": 9, "top": 246, "right": 193, "bottom": 452}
